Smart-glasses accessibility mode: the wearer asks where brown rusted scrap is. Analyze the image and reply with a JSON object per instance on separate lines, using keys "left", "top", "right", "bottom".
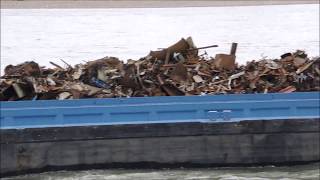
{"left": 1, "top": 37, "right": 319, "bottom": 101}
{"left": 213, "top": 43, "right": 237, "bottom": 70}
{"left": 148, "top": 36, "right": 214, "bottom": 63}
{"left": 149, "top": 38, "right": 191, "bottom": 61}
{"left": 279, "top": 86, "right": 297, "bottom": 93}
{"left": 187, "top": 45, "right": 218, "bottom": 52}
{"left": 4, "top": 61, "right": 40, "bottom": 77}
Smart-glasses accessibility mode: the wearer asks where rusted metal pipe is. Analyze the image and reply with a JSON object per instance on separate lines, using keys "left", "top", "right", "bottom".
{"left": 230, "top": 43, "right": 238, "bottom": 55}
{"left": 187, "top": 45, "right": 218, "bottom": 51}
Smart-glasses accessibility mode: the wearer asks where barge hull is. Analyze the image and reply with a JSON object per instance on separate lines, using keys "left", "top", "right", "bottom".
{"left": 1, "top": 119, "right": 319, "bottom": 177}
{"left": 1, "top": 92, "right": 319, "bottom": 177}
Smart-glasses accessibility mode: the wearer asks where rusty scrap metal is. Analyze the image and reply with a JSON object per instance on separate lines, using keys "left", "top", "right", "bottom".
{"left": 1, "top": 37, "right": 319, "bottom": 101}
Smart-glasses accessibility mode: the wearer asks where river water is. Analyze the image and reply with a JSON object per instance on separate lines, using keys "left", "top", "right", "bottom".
{"left": 1, "top": 4, "right": 319, "bottom": 179}
{"left": 3, "top": 163, "right": 320, "bottom": 180}
{"left": 0, "top": 4, "right": 319, "bottom": 73}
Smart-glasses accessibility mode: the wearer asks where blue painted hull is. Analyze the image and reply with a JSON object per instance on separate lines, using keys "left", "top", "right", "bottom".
{"left": 1, "top": 92, "right": 319, "bottom": 129}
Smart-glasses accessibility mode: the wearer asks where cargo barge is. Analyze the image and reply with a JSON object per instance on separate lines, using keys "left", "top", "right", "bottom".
{"left": 0, "top": 92, "right": 319, "bottom": 177}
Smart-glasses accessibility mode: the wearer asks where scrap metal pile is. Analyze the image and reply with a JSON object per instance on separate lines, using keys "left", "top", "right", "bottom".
{"left": 1, "top": 37, "right": 319, "bottom": 101}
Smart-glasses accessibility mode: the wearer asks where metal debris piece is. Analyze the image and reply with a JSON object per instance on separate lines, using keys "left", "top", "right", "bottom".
{"left": 294, "top": 73, "right": 307, "bottom": 83}
{"left": 281, "top": 53, "right": 292, "bottom": 60}
{"left": 50, "top": 61, "right": 65, "bottom": 70}
{"left": 213, "top": 54, "right": 236, "bottom": 70}
{"left": 170, "top": 62, "right": 188, "bottom": 82}
{"left": 46, "top": 77, "right": 56, "bottom": 86}
{"left": 4, "top": 61, "right": 40, "bottom": 77}
{"left": 293, "top": 57, "right": 307, "bottom": 67}
{"left": 296, "top": 59, "right": 316, "bottom": 74}
{"left": 149, "top": 37, "right": 193, "bottom": 61}
{"left": 213, "top": 43, "right": 237, "bottom": 70}
{"left": 279, "top": 86, "right": 297, "bottom": 93}
{"left": 12, "top": 83, "right": 26, "bottom": 98}
{"left": 193, "top": 75, "right": 204, "bottom": 83}
{"left": 72, "top": 65, "right": 84, "bottom": 80}
{"left": 228, "top": 71, "right": 245, "bottom": 89}
{"left": 90, "top": 77, "right": 110, "bottom": 89}
{"left": 173, "top": 53, "right": 186, "bottom": 62}
{"left": 57, "top": 92, "right": 73, "bottom": 100}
